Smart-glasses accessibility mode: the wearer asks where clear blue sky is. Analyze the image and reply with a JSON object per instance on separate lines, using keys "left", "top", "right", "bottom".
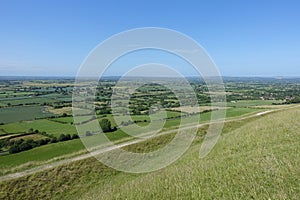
{"left": 0, "top": 0, "right": 299, "bottom": 77}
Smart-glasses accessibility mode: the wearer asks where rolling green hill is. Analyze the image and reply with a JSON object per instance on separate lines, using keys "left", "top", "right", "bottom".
{"left": 0, "top": 107, "right": 299, "bottom": 199}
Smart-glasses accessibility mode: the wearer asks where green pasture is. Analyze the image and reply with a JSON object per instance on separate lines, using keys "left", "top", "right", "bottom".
{"left": 0, "top": 119, "right": 77, "bottom": 137}
{"left": 0, "top": 106, "right": 54, "bottom": 124}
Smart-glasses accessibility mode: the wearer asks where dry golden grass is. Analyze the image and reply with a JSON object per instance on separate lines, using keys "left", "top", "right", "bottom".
{"left": 46, "top": 106, "right": 73, "bottom": 115}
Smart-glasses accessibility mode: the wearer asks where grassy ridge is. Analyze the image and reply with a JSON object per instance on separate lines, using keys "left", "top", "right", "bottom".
{"left": 0, "top": 107, "right": 299, "bottom": 199}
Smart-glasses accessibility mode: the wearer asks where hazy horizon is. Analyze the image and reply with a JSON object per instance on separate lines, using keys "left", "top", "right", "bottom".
{"left": 1, "top": 75, "right": 300, "bottom": 79}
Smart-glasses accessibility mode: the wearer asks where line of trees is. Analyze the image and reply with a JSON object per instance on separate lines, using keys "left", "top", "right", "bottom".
{"left": 6, "top": 131, "right": 79, "bottom": 154}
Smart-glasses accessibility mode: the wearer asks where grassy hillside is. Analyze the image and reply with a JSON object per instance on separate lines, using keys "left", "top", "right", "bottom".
{"left": 82, "top": 107, "right": 300, "bottom": 199}
{"left": 0, "top": 107, "right": 299, "bottom": 199}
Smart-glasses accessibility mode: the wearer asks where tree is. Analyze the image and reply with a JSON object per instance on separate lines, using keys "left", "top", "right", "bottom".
{"left": 9, "top": 145, "right": 19, "bottom": 154}
{"left": 72, "top": 134, "right": 79, "bottom": 139}
{"left": 19, "top": 142, "right": 32, "bottom": 151}
{"left": 99, "top": 119, "right": 112, "bottom": 132}
{"left": 58, "top": 134, "right": 67, "bottom": 141}
{"left": 65, "top": 134, "right": 71, "bottom": 140}
{"left": 26, "top": 139, "right": 38, "bottom": 148}
{"left": 51, "top": 137, "right": 58, "bottom": 143}
{"left": 0, "top": 139, "right": 9, "bottom": 149}
{"left": 39, "top": 139, "right": 47, "bottom": 146}
{"left": 45, "top": 138, "right": 51, "bottom": 144}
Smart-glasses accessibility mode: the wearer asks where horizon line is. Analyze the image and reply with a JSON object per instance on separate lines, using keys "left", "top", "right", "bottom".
{"left": 0, "top": 75, "right": 300, "bottom": 79}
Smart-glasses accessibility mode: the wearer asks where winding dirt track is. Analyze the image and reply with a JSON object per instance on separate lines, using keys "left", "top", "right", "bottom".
{"left": 1, "top": 105, "right": 298, "bottom": 182}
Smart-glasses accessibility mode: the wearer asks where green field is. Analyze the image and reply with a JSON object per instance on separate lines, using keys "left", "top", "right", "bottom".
{"left": 0, "top": 119, "right": 77, "bottom": 137}
{"left": 101, "top": 110, "right": 181, "bottom": 127}
{"left": 0, "top": 97, "right": 59, "bottom": 106}
{"left": 0, "top": 106, "right": 54, "bottom": 124}
{"left": 0, "top": 139, "right": 85, "bottom": 172}
{"left": 161, "top": 107, "right": 262, "bottom": 129}
{"left": 49, "top": 117, "right": 74, "bottom": 124}
{"left": 0, "top": 92, "right": 34, "bottom": 99}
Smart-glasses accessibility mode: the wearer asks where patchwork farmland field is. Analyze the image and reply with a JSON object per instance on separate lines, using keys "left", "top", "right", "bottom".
{"left": 0, "top": 119, "right": 77, "bottom": 136}
{"left": 0, "top": 106, "right": 54, "bottom": 124}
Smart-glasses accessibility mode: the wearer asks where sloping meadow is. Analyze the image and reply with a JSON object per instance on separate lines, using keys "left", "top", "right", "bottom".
{"left": 0, "top": 107, "right": 299, "bottom": 199}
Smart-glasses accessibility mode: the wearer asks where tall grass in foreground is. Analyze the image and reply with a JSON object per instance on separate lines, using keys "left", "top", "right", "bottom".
{"left": 82, "top": 108, "right": 300, "bottom": 199}
{"left": 0, "top": 108, "right": 299, "bottom": 199}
